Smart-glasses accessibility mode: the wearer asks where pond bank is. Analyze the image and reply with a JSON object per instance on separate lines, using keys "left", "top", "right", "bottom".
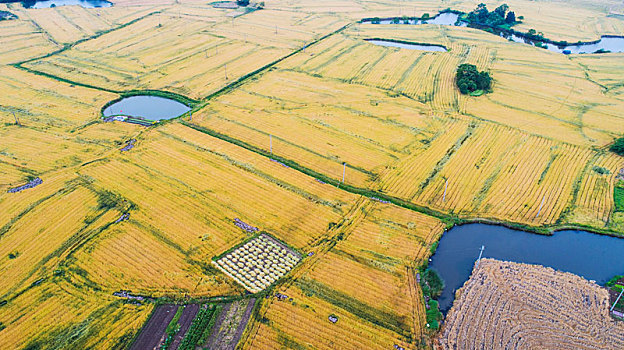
{"left": 428, "top": 223, "right": 624, "bottom": 313}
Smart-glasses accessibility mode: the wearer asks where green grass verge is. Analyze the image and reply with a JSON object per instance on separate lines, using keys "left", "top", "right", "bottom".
{"left": 614, "top": 183, "right": 624, "bottom": 212}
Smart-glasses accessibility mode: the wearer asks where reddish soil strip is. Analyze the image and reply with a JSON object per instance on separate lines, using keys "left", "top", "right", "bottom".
{"left": 130, "top": 304, "right": 179, "bottom": 350}
{"left": 205, "top": 298, "right": 256, "bottom": 350}
{"left": 170, "top": 304, "right": 200, "bottom": 350}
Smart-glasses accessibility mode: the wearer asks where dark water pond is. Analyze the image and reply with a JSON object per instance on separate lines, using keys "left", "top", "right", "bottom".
{"left": 365, "top": 39, "right": 447, "bottom": 52}
{"left": 504, "top": 33, "right": 624, "bottom": 54}
{"left": 22, "top": 0, "right": 111, "bottom": 8}
{"left": 429, "top": 223, "right": 624, "bottom": 313}
{"left": 103, "top": 96, "right": 191, "bottom": 121}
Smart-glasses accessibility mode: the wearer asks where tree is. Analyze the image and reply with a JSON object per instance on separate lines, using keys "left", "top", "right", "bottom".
{"left": 610, "top": 137, "right": 624, "bottom": 156}
{"left": 505, "top": 11, "right": 516, "bottom": 24}
{"left": 422, "top": 13, "right": 430, "bottom": 19}
{"left": 494, "top": 4, "right": 509, "bottom": 18}
{"left": 476, "top": 71, "right": 491, "bottom": 90}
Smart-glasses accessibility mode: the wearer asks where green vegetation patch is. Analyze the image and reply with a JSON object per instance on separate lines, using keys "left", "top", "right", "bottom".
{"left": 160, "top": 306, "right": 184, "bottom": 349}
{"left": 465, "top": 3, "right": 519, "bottom": 28}
{"left": 610, "top": 137, "right": 624, "bottom": 156}
{"left": 615, "top": 182, "right": 624, "bottom": 212}
{"left": 420, "top": 269, "right": 444, "bottom": 299}
{"left": 425, "top": 300, "right": 443, "bottom": 330}
{"left": 456, "top": 64, "right": 492, "bottom": 95}
{"left": 178, "top": 305, "right": 218, "bottom": 350}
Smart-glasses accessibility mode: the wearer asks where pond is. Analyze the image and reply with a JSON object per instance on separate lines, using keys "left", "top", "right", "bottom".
{"left": 504, "top": 33, "right": 624, "bottom": 54}
{"left": 428, "top": 223, "right": 624, "bottom": 313}
{"left": 365, "top": 39, "right": 447, "bottom": 52}
{"left": 363, "top": 12, "right": 465, "bottom": 26}
{"left": 21, "top": 0, "right": 112, "bottom": 8}
{"left": 103, "top": 95, "right": 191, "bottom": 122}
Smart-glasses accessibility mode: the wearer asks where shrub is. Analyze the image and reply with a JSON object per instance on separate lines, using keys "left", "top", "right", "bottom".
{"left": 421, "top": 269, "right": 444, "bottom": 298}
{"left": 425, "top": 300, "right": 443, "bottom": 329}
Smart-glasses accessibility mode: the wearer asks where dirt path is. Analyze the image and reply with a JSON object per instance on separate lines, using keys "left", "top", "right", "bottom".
{"left": 130, "top": 304, "right": 179, "bottom": 350}
{"left": 204, "top": 298, "right": 256, "bottom": 350}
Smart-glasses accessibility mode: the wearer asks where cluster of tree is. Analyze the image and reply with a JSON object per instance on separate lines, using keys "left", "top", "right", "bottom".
{"left": 610, "top": 137, "right": 624, "bottom": 156}
{"left": 456, "top": 63, "right": 492, "bottom": 95}
{"left": 466, "top": 3, "right": 518, "bottom": 27}
{"left": 236, "top": 0, "right": 249, "bottom": 6}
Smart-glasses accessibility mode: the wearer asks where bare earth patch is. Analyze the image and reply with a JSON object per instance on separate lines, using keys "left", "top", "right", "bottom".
{"left": 438, "top": 258, "right": 624, "bottom": 350}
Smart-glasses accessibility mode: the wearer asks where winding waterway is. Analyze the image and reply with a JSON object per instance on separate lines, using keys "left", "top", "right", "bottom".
{"left": 428, "top": 223, "right": 624, "bottom": 313}
{"left": 364, "top": 12, "right": 624, "bottom": 54}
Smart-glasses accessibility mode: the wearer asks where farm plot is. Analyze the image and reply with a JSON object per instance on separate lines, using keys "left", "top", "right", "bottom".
{"left": 240, "top": 199, "right": 444, "bottom": 349}
{"left": 380, "top": 121, "right": 596, "bottom": 226}
{"left": 213, "top": 234, "right": 301, "bottom": 293}
{"left": 205, "top": 298, "right": 256, "bottom": 350}
{"left": 193, "top": 60, "right": 613, "bottom": 228}
{"left": 191, "top": 68, "right": 435, "bottom": 189}
{"left": 0, "top": 18, "right": 58, "bottom": 64}
{"left": 566, "top": 152, "right": 623, "bottom": 228}
{"left": 0, "top": 66, "right": 116, "bottom": 130}
{"left": 129, "top": 304, "right": 179, "bottom": 350}
{"left": 67, "top": 122, "right": 357, "bottom": 296}
{"left": 283, "top": 21, "right": 624, "bottom": 147}
{"left": 439, "top": 259, "right": 624, "bottom": 350}
{"left": 21, "top": 6, "right": 347, "bottom": 99}
{"left": 0, "top": 279, "right": 152, "bottom": 350}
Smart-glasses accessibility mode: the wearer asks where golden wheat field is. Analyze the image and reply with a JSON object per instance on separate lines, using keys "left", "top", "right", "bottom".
{"left": 0, "top": 0, "right": 623, "bottom": 348}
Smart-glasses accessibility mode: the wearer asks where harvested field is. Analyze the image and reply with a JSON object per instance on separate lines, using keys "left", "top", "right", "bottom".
{"left": 205, "top": 298, "right": 256, "bottom": 350}
{"left": 240, "top": 199, "right": 444, "bottom": 349}
{"left": 130, "top": 304, "right": 178, "bottom": 350}
{"left": 438, "top": 259, "right": 624, "bottom": 350}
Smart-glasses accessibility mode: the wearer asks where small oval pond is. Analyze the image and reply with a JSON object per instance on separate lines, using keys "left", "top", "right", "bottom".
{"left": 103, "top": 95, "right": 191, "bottom": 122}
{"left": 22, "top": 0, "right": 112, "bottom": 8}
{"left": 429, "top": 223, "right": 624, "bottom": 313}
{"left": 365, "top": 39, "right": 447, "bottom": 52}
